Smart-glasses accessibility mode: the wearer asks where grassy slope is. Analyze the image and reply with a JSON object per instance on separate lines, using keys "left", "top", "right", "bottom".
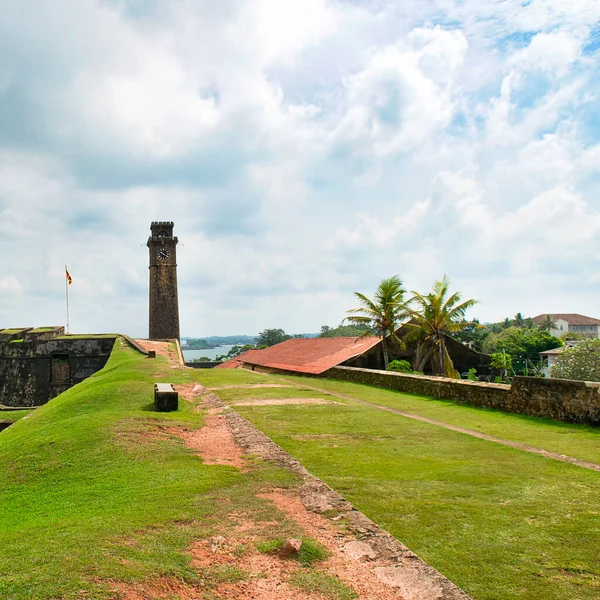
{"left": 0, "top": 342, "right": 297, "bottom": 599}
{"left": 0, "top": 410, "right": 33, "bottom": 423}
{"left": 277, "top": 376, "right": 600, "bottom": 465}
{"left": 204, "top": 373, "right": 600, "bottom": 600}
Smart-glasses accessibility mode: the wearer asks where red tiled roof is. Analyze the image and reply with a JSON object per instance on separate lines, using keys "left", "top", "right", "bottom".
{"left": 214, "top": 349, "right": 265, "bottom": 369}
{"left": 237, "top": 336, "right": 381, "bottom": 375}
{"left": 532, "top": 313, "right": 600, "bottom": 326}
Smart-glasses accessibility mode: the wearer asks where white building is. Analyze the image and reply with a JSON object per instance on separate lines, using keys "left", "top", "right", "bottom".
{"left": 539, "top": 347, "right": 564, "bottom": 377}
{"left": 532, "top": 313, "right": 600, "bottom": 339}
{"left": 539, "top": 340, "right": 584, "bottom": 377}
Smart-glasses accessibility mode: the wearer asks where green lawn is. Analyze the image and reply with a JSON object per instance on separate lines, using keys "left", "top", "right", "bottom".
{"left": 215, "top": 386, "right": 339, "bottom": 403}
{"left": 201, "top": 372, "right": 600, "bottom": 600}
{"left": 0, "top": 342, "right": 303, "bottom": 599}
{"left": 190, "top": 367, "right": 277, "bottom": 387}
{"left": 278, "top": 376, "right": 600, "bottom": 465}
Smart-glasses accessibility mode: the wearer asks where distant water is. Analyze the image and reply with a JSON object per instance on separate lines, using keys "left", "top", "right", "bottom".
{"left": 183, "top": 345, "right": 236, "bottom": 361}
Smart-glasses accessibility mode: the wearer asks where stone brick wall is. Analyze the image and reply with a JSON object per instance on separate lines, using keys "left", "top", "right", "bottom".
{"left": 0, "top": 336, "right": 116, "bottom": 407}
{"left": 326, "top": 366, "right": 600, "bottom": 425}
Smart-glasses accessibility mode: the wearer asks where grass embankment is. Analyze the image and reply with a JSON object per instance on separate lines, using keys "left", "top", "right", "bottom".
{"left": 205, "top": 373, "right": 600, "bottom": 600}
{"left": 0, "top": 342, "right": 309, "bottom": 599}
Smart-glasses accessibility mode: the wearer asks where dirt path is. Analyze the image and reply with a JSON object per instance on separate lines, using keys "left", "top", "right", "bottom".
{"left": 208, "top": 384, "right": 295, "bottom": 390}
{"left": 205, "top": 386, "right": 471, "bottom": 600}
{"left": 228, "top": 398, "right": 334, "bottom": 407}
{"left": 135, "top": 339, "right": 182, "bottom": 368}
{"left": 296, "top": 382, "right": 600, "bottom": 473}
{"left": 154, "top": 382, "right": 470, "bottom": 600}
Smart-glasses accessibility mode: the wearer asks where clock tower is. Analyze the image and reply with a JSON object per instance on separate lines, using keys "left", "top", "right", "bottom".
{"left": 147, "top": 221, "right": 180, "bottom": 340}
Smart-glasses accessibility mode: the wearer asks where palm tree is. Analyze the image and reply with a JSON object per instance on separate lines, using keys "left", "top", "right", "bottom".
{"left": 537, "top": 314, "right": 556, "bottom": 333}
{"left": 405, "top": 275, "right": 478, "bottom": 378}
{"left": 513, "top": 312, "right": 525, "bottom": 328}
{"left": 345, "top": 275, "right": 409, "bottom": 368}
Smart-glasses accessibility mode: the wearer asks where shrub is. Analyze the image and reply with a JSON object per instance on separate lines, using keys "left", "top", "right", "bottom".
{"left": 551, "top": 339, "right": 600, "bottom": 382}
{"left": 387, "top": 360, "right": 413, "bottom": 373}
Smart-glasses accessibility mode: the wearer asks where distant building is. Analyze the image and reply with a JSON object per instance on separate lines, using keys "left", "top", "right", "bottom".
{"left": 539, "top": 339, "right": 582, "bottom": 377}
{"left": 539, "top": 347, "right": 564, "bottom": 377}
{"left": 532, "top": 314, "right": 600, "bottom": 339}
{"left": 216, "top": 337, "right": 381, "bottom": 375}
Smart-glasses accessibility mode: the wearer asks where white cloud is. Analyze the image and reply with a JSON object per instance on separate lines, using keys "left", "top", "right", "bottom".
{"left": 334, "top": 199, "right": 431, "bottom": 248}
{"left": 0, "top": 0, "right": 600, "bottom": 335}
{"left": 0, "top": 276, "right": 21, "bottom": 294}
{"left": 509, "top": 31, "right": 583, "bottom": 76}
{"left": 331, "top": 27, "right": 468, "bottom": 161}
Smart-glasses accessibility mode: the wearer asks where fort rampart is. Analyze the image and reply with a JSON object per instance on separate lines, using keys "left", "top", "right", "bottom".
{"left": 0, "top": 327, "right": 116, "bottom": 407}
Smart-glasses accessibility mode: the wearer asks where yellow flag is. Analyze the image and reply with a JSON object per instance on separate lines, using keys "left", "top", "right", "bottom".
{"left": 66, "top": 269, "right": 73, "bottom": 285}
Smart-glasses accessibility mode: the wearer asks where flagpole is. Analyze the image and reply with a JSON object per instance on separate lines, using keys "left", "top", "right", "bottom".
{"left": 65, "top": 265, "right": 70, "bottom": 334}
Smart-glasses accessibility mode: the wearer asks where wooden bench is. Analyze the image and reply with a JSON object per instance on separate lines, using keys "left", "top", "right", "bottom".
{"left": 154, "top": 383, "right": 178, "bottom": 412}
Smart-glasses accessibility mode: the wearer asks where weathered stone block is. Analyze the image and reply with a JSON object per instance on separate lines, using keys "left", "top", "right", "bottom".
{"left": 154, "top": 383, "right": 178, "bottom": 412}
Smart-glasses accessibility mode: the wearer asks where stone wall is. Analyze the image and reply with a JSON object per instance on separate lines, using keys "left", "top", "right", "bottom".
{"left": 185, "top": 361, "right": 223, "bottom": 369}
{"left": 326, "top": 366, "right": 600, "bottom": 425}
{"left": 0, "top": 332, "right": 116, "bottom": 407}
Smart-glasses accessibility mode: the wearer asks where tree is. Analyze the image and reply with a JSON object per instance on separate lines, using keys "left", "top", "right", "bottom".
{"left": 490, "top": 352, "right": 512, "bottom": 380}
{"left": 449, "top": 318, "right": 490, "bottom": 352}
{"left": 513, "top": 312, "right": 525, "bottom": 328}
{"left": 189, "top": 356, "right": 212, "bottom": 363}
{"left": 255, "top": 328, "right": 290, "bottom": 347}
{"left": 216, "top": 344, "right": 257, "bottom": 361}
{"left": 482, "top": 327, "right": 562, "bottom": 356}
{"left": 551, "top": 339, "right": 600, "bottom": 382}
{"left": 405, "top": 275, "right": 478, "bottom": 378}
{"left": 319, "top": 323, "right": 372, "bottom": 338}
{"left": 536, "top": 314, "right": 556, "bottom": 332}
{"left": 345, "top": 275, "right": 409, "bottom": 368}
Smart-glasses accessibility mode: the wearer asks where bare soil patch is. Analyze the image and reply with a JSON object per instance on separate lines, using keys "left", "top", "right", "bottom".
{"left": 190, "top": 537, "right": 318, "bottom": 600}
{"left": 169, "top": 415, "right": 247, "bottom": 470}
{"left": 112, "top": 577, "right": 198, "bottom": 600}
{"left": 135, "top": 339, "right": 181, "bottom": 368}
{"left": 208, "top": 384, "right": 295, "bottom": 390}
{"left": 229, "top": 398, "right": 334, "bottom": 407}
{"left": 174, "top": 383, "right": 204, "bottom": 404}
{"left": 261, "top": 491, "right": 407, "bottom": 599}
{"left": 113, "top": 419, "right": 178, "bottom": 449}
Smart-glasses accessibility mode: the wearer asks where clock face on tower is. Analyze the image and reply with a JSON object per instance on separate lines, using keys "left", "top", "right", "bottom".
{"left": 157, "top": 248, "right": 170, "bottom": 260}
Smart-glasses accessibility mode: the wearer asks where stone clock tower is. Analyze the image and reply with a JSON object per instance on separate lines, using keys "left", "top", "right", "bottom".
{"left": 147, "top": 221, "right": 180, "bottom": 340}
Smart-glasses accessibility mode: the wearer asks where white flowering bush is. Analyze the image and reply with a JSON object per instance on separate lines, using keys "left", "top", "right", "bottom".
{"left": 551, "top": 339, "right": 600, "bottom": 382}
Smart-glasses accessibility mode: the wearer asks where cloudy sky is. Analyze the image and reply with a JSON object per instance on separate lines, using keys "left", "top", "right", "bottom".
{"left": 1, "top": 0, "right": 599, "bottom": 337}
